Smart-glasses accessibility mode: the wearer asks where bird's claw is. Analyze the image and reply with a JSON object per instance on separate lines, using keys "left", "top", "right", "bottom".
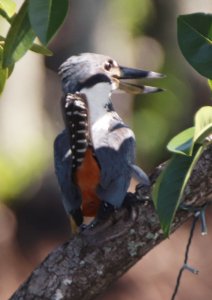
{"left": 135, "top": 183, "right": 151, "bottom": 202}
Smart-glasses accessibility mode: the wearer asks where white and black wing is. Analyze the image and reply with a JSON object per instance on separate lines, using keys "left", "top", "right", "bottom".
{"left": 54, "top": 129, "right": 82, "bottom": 214}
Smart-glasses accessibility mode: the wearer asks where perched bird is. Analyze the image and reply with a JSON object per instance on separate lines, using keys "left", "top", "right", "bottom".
{"left": 54, "top": 53, "right": 163, "bottom": 229}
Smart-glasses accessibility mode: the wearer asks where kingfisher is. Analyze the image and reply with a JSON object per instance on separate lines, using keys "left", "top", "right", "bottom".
{"left": 54, "top": 53, "right": 163, "bottom": 229}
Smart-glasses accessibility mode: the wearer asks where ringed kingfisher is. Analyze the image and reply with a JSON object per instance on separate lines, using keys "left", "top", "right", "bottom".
{"left": 54, "top": 53, "right": 163, "bottom": 229}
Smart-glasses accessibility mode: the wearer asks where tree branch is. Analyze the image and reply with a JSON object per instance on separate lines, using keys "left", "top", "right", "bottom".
{"left": 10, "top": 146, "right": 212, "bottom": 300}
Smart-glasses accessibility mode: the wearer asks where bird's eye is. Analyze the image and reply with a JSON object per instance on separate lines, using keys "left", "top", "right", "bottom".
{"left": 104, "top": 59, "right": 113, "bottom": 71}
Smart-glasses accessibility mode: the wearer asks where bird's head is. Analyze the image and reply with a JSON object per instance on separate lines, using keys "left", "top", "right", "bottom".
{"left": 58, "top": 53, "right": 164, "bottom": 95}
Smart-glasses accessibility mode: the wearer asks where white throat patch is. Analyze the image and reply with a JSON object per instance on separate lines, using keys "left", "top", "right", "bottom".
{"left": 80, "top": 82, "right": 112, "bottom": 125}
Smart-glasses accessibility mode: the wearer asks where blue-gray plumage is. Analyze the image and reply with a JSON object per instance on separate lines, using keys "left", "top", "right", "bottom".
{"left": 54, "top": 53, "right": 163, "bottom": 227}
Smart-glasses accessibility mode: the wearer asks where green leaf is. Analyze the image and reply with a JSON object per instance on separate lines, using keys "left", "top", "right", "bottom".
{"left": 28, "top": 0, "right": 69, "bottom": 45}
{"left": 167, "top": 106, "right": 212, "bottom": 157}
{"left": 30, "top": 43, "right": 53, "bottom": 56}
{"left": 0, "top": 0, "right": 16, "bottom": 19}
{"left": 177, "top": 13, "right": 212, "bottom": 79}
{"left": 208, "top": 79, "right": 212, "bottom": 92}
{"left": 193, "top": 106, "right": 212, "bottom": 144}
{"left": 153, "top": 145, "right": 203, "bottom": 236}
{"left": 7, "top": 61, "right": 14, "bottom": 77}
{"left": 0, "top": 8, "right": 12, "bottom": 23}
{"left": 167, "top": 127, "right": 194, "bottom": 156}
{"left": 1, "top": 33, "right": 53, "bottom": 57}
{"left": 3, "top": 1, "right": 36, "bottom": 68}
{"left": 0, "top": 46, "right": 8, "bottom": 93}
{"left": 0, "top": 68, "right": 7, "bottom": 94}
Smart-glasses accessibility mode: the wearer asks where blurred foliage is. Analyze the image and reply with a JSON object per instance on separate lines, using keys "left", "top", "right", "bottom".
{"left": 134, "top": 73, "right": 191, "bottom": 168}
{"left": 0, "top": 141, "right": 49, "bottom": 200}
{"left": 109, "top": 0, "right": 154, "bottom": 36}
{"left": 153, "top": 13, "right": 212, "bottom": 236}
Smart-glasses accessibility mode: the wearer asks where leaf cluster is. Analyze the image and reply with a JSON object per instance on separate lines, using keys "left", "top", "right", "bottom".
{"left": 0, "top": 0, "right": 69, "bottom": 93}
{"left": 153, "top": 13, "right": 212, "bottom": 236}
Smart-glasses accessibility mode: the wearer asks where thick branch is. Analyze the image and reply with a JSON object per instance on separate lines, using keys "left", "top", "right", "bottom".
{"left": 10, "top": 147, "right": 212, "bottom": 300}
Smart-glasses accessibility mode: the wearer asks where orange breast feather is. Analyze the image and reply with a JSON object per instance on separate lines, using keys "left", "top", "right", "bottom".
{"left": 75, "top": 147, "right": 101, "bottom": 217}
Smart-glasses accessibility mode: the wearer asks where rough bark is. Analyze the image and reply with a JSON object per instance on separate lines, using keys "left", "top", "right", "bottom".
{"left": 10, "top": 146, "right": 212, "bottom": 300}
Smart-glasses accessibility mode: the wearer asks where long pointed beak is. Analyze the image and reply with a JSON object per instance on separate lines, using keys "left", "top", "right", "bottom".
{"left": 114, "top": 66, "right": 165, "bottom": 95}
{"left": 119, "top": 66, "right": 164, "bottom": 79}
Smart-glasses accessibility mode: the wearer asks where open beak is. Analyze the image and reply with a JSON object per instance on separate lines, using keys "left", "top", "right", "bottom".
{"left": 114, "top": 66, "right": 165, "bottom": 94}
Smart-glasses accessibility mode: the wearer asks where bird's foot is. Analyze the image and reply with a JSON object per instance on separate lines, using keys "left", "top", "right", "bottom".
{"left": 123, "top": 183, "right": 151, "bottom": 209}
{"left": 80, "top": 202, "right": 117, "bottom": 234}
{"left": 80, "top": 185, "right": 151, "bottom": 236}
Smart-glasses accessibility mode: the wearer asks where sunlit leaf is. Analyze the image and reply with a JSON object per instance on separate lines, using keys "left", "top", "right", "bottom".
{"left": 30, "top": 43, "right": 53, "bottom": 56}
{"left": 177, "top": 13, "right": 212, "bottom": 79}
{"left": 167, "top": 106, "right": 212, "bottom": 156}
{"left": 3, "top": 1, "right": 36, "bottom": 68}
{"left": 167, "top": 127, "right": 194, "bottom": 156}
{"left": 28, "top": 0, "right": 69, "bottom": 45}
{"left": 193, "top": 106, "right": 212, "bottom": 144}
{"left": 0, "top": 8, "right": 11, "bottom": 22}
{"left": 153, "top": 145, "right": 203, "bottom": 236}
{"left": 0, "top": 0, "right": 16, "bottom": 20}
{"left": 0, "top": 45, "right": 8, "bottom": 93}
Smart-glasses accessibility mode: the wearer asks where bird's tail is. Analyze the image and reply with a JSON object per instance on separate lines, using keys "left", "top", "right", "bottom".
{"left": 131, "top": 164, "right": 150, "bottom": 186}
